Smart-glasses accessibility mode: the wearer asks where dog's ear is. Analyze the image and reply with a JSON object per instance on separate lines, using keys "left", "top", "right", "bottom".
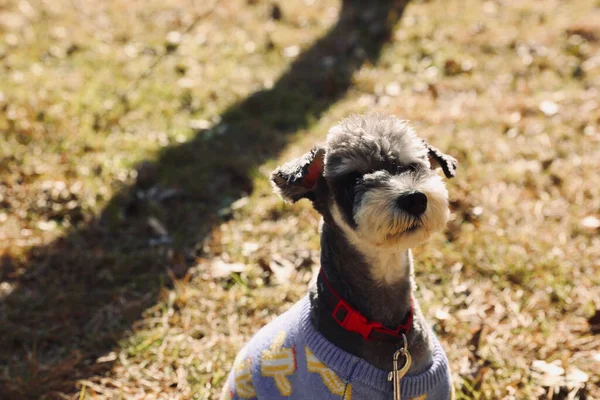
{"left": 424, "top": 142, "right": 458, "bottom": 178}
{"left": 271, "top": 147, "right": 325, "bottom": 203}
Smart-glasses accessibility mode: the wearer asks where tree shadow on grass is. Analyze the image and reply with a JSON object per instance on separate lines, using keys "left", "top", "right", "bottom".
{"left": 0, "top": 0, "right": 409, "bottom": 397}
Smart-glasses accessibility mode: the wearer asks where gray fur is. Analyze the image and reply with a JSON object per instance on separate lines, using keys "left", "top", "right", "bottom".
{"left": 271, "top": 113, "right": 457, "bottom": 374}
{"left": 325, "top": 114, "right": 429, "bottom": 178}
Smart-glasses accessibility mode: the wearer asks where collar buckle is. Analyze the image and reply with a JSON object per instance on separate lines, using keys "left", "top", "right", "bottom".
{"left": 332, "top": 300, "right": 385, "bottom": 340}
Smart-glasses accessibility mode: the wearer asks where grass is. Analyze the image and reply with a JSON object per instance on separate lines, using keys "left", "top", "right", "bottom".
{"left": 1, "top": 0, "right": 599, "bottom": 398}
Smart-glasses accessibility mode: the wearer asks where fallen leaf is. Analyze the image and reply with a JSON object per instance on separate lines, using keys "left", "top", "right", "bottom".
{"left": 0, "top": 282, "right": 14, "bottom": 297}
{"left": 210, "top": 260, "right": 245, "bottom": 279}
{"left": 283, "top": 45, "right": 300, "bottom": 58}
{"left": 588, "top": 309, "right": 600, "bottom": 333}
{"left": 581, "top": 216, "right": 600, "bottom": 230}
{"left": 189, "top": 119, "right": 211, "bottom": 130}
{"left": 242, "top": 242, "right": 260, "bottom": 256}
{"left": 532, "top": 360, "right": 564, "bottom": 378}
{"left": 231, "top": 197, "right": 249, "bottom": 210}
{"left": 166, "top": 31, "right": 182, "bottom": 45}
{"left": 269, "top": 254, "right": 295, "bottom": 284}
{"left": 435, "top": 308, "right": 450, "bottom": 321}
{"left": 531, "top": 360, "right": 588, "bottom": 398}
{"left": 539, "top": 100, "right": 559, "bottom": 116}
{"left": 97, "top": 352, "right": 118, "bottom": 363}
{"left": 148, "top": 217, "right": 168, "bottom": 236}
{"left": 444, "top": 59, "right": 462, "bottom": 76}
{"left": 270, "top": 3, "right": 282, "bottom": 21}
{"left": 166, "top": 31, "right": 182, "bottom": 52}
{"left": 37, "top": 220, "right": 57, "bottom": 231}
{"left": 385, "top": 82, "right": 401, "bottom": 97}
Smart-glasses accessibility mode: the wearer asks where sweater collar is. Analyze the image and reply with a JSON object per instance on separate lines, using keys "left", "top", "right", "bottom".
{"left": 299, "top": 295, "right": 450, "bottom": 397}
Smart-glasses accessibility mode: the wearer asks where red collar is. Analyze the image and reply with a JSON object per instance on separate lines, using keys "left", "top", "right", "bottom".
{"left": 318, "top": 269, "right": 413, "bottom": 341}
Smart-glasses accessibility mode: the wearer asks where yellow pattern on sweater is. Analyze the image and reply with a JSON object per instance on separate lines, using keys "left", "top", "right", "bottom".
{"left": 306, "top": 346, "right": 352, "bottom": 399}
{"left": 232, "top": 347, "right": 256, "bottom": 399}
{"left": 261, "top": 331, "right": 296, "bottom": 396}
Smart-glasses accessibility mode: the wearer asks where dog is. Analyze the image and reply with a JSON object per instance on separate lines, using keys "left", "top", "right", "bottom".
{"left": 221, "top": 114, "right": 457, "bottom": 399}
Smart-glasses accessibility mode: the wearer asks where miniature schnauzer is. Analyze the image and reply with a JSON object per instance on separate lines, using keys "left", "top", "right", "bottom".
{"left": 222, "top": 114, "right": 457, "bottom": 400}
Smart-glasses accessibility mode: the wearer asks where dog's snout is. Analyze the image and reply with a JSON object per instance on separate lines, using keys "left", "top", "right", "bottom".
{"left": 397, "top": 192, "right": 427, "bottom": 216}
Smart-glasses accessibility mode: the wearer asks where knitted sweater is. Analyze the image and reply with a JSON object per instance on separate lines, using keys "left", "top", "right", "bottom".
{"left": 221, "top": 295, "right": 452, "bottom": 400}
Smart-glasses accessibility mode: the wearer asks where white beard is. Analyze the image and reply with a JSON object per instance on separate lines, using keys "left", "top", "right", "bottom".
{"left": 330, "top": 173, "right": 449, "bottom": 283}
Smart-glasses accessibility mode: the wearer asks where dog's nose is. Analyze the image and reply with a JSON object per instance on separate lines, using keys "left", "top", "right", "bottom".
{"left": 397, "top": 192, "right": 427, "bottom": 216}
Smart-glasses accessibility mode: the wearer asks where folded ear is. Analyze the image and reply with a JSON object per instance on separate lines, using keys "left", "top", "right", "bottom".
{"left": 425, "top": 142, "right": 458, "bottom": 178}
{"left": 271, "top": 147, "right": 325, "bottom": 203}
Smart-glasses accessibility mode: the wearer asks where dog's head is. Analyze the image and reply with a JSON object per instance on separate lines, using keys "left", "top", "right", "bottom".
{"left": 271, "top": 114, "right": 457, "bottom": 250}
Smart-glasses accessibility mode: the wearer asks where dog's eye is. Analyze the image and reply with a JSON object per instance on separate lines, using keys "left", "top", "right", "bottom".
{"left": 396, "top": 163, "right": 419, "bottom": 174}
{"left": 394, "top": 163, "right": 419, "bottom": 175}
{"left": 347, "top": 172, "right": 362, "bottom": 186}
{"left": 334, "top": 172, "right": 361, "bottom": 187}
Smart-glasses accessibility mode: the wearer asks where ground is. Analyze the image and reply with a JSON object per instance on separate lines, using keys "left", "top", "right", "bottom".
{"left": 0, "top": 0, "right": 599, "bottom": 399}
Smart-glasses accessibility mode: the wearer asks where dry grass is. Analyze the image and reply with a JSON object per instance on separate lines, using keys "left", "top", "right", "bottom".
{"left": 1, "top": 0, "right": 599, "bottom": 399}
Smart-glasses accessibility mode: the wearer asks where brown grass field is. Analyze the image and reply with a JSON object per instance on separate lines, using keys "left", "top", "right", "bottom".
{"left": 0, "top": 0, "right": 599, "bottom": 398}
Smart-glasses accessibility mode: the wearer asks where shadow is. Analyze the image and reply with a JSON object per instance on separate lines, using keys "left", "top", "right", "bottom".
{"left": 0, "top": 0, "right": 409, "bottom": 397}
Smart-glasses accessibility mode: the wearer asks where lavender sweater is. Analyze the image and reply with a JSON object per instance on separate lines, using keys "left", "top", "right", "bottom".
{"left": 221, "top": 296, "right": 453, "bottom": 400}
